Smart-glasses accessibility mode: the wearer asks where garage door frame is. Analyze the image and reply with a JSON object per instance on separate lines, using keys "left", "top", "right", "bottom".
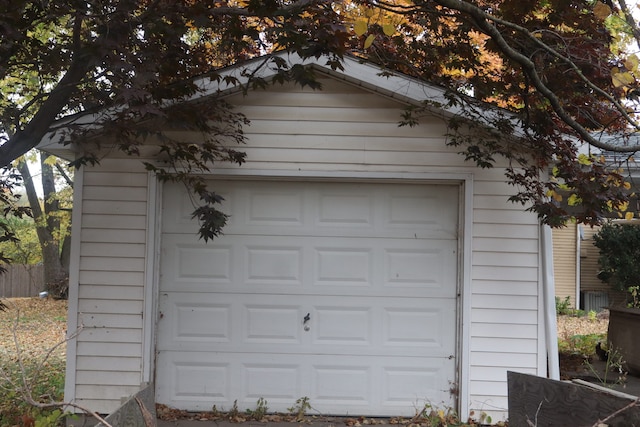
{"left": 143, "top": 169, "right": 474, "bottom": 416}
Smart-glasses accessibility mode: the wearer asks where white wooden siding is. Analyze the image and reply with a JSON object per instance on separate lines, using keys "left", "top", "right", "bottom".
{"left": 68, "top": 158, "right": 148, "bottom": 414}
{"left": 68, "top": 75, "right": 541, "bottom": 420}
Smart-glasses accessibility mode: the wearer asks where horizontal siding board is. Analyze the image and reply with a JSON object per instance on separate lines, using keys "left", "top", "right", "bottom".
{"left": 85, "top": 158, "right": 147, "bottom": 173}
{"left": 80, "top": 243, "right": 146, "bottom": 258}
{"left": 79, "top": 257, "right": 145, "bottom": 272}
{"left": 78, "top": 285, "right": 145, "bottom": 300}
{"left": 471, "top": 323, "right": 538, "bottom": 339}
{"left": 473, "top": 224, "right": 539, "bottom": 239}
{"left": 245, "top": 119, "right": 434, "bottom": 137}
{"left": 472, "top": 265, "right": 539, "bottom": 282}
{"left": 82, "top": 200, "right": 148, "bottom": 216}
{"left": 76, "top": 356, "right": 141, "bottom": 371}
{"left": 76, "top": 370, "right": 142, "bottom": 386}
{"left": 74, "top": 385, "right": 142, "bottom": 401}
{"left": 81, "top": 214, "right": 147, "bottom": 230}
{"left": 473, "top": 180, "right": 522, "bottom": 196}
{"left": 473, "top": 252, "right": 538, "bottom": 268}
{"left": 78, "top": 271, "right": 145, "bottom": 285}
{"left": 471, "top": 295, "right": 538, "bottom": 310}
{"left": 468, "top": 380, "right": 508, "bottom": 397}
{"left": 469, "top": 400, "right": 509, "bottom": 419}
{"left": 233, "top": 91, "right": 400, "bottom": 108}
{"left": 236, "top": 133, "right": 454, "bottom": 152}
{"left": 472, "top": 195, "right": 521, "bottom": 210}
{"left": 79, "top": 313, "right": 143, "bottom": 329}
{"left": 471, "top": 308, "right": 537, "bottom": 325}
{"left": 474, "top": 209, "right": 540, "bottom": 225}
{"left": 471, "top": 337, "right": 538, "bottom": 353}
{"left": 473, "top": 237, "right": 538, "bottom": 254}
{"left": 470, "top": 352, "right": 538, "bottom": 368}
{"left": 78, "top": 299, "right": 143, "bottom": 315}
{"left": 241, "top": 105, "right": 412, "bottom": 123}
{"left": 81, "top": 229, "right": 147, "bottom": 244}
{"left": 80, "top": 328, "right": 143, "bottom": 343}
{"left": 77, "top": 342, "right": 142, "bottom": 358}
{"left": 472, "top": 366, "right": 536, "bottom": 382}
{"left": 238, "top": 147, "right": 465, "bottom": 166}
{"left": 83, "top": 171, "right": 149, "bottom": 187}
{"left": 83, "top": 186, "right": 148, "bottom": 201}
{"left": 472, "top": 281, "right": 538, "bottom": 296}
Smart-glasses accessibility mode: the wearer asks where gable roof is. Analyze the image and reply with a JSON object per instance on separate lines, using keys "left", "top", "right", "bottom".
{"left": 37, "top": 52, "right": 511, "bottom": 159}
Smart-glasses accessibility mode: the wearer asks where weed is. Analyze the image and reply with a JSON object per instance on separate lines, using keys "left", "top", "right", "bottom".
{"left": 227, "top": 400, "right": 239, "bottom": 418}
{"left": 288, "top": 396, "right": 311, "bottom": 421}
{"left": 556, "top": 296, "right": 572, "bottom": 315}
{"left": 211, "top": 404, "right": 221, "bottom": 416}
{"left": 245, "top": 397, "right": 268, "bottom": 420}
{"left": 585, "top": 344, "right": 628, "bottom": 387}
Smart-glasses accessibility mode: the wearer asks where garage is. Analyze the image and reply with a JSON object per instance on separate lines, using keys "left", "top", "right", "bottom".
{"left": 155, "top": 178, "right": 460, "bottom": 415}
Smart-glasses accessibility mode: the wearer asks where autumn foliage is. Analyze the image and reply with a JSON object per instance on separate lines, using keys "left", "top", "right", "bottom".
{"left": 1, "top": 0, "right": 640, "bottom": 242}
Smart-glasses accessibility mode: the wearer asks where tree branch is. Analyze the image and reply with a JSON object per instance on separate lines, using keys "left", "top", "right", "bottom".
{"left": 433, "top": 0, "right": 640, "bottom": 153}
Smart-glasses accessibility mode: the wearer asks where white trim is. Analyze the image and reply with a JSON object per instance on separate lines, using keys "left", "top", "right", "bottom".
{"left": 154, "top": 168, "right": 474, "bottom": 418}
{"left": 201, "top": 167, "right": 472, "bottom": 183}
{"left": 142, "top": 173, "right": 160, "bottom": 383}
{"left": 63, "top": 166, "right": 84, "bottom": 408}
{"left": 458, "top": 176, "right": 473, "bottom": 419}
{"left": 541, "top": 225, "right": 560, "bottom": 379}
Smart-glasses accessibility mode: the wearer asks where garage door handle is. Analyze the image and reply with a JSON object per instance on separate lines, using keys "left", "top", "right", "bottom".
{"left": 303, "top": 313, "right": 311, "bottom": 331}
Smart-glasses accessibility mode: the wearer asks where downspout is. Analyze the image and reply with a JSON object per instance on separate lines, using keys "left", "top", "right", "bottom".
{"left": 576, "top": 225, "right": 583, "bottom": 310}
{"left": 541, "top": 224, "right": 560, "bottom": 379}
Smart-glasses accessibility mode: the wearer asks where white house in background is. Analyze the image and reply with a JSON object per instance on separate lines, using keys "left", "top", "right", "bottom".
{"left": 40, "top": 53, "right": 558, "bottom": 422}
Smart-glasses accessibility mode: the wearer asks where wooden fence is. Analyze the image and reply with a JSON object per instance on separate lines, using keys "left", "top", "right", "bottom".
{"left": 0, "top": 265, "right": 45, "bottom": 298}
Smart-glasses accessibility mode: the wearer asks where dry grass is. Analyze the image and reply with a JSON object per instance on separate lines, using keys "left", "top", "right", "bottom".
{"left": 0, "top": 298, "right": 68, "bottom": 361}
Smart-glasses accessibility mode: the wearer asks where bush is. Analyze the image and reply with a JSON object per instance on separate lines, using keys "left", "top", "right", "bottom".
{"left": 0, "top": 359, "right": 66, "bottom": 426}
{"left": 593, "top": 222, "right": 640, "bottom": 307}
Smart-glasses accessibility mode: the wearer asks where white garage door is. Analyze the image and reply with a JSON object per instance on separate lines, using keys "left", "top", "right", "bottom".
{"left": 156, "top": 179, "right": 459, "bottom": 416}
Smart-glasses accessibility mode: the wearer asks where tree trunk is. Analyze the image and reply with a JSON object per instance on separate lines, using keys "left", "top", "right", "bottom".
{"left": 16, "top": 154, "right": 69, "bottom": 297}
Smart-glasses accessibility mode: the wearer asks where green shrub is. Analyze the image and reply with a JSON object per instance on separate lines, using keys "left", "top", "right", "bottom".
{"left": 0, "top": 359, "right": 66, "bottom": 427}
{"left": 558, "top": 333, "right": 607, "bottom": 357}
{"left": 556, "top": 296, "right": 572, "bottom": 315}
{"left": 593, "top": 222, "right": 640, "bottom": 307}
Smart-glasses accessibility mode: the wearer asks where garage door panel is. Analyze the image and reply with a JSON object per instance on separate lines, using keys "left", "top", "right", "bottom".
{"left": 156, "top": 351, "right": 455, "bottom": 415}
{"left": 162, "top": 181, "right": 459, "bottom": 240}
{"left": 161, "top": 235, "right": 457, "bottom": 298}
{"left": 159, "top": 293, "right": 456, "bottom": 357}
